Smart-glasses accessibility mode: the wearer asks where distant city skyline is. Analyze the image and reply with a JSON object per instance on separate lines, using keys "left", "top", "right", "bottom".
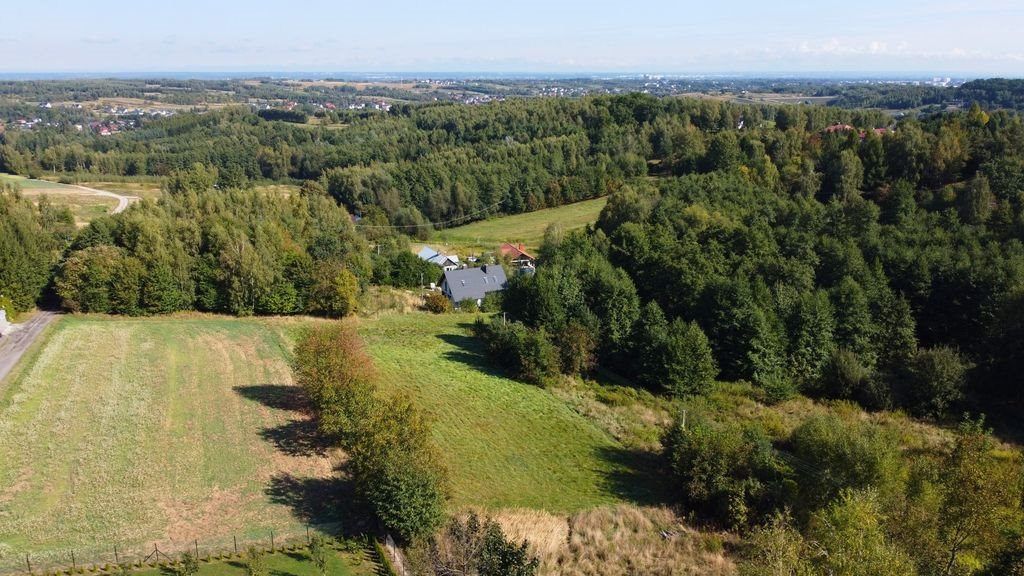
{"left": 4, "top": 0, "right": 1023, "bottom": 76}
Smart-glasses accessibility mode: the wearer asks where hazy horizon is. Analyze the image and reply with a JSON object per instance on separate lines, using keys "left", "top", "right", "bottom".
{"left": 3, "top": 0, "right": 1023, "bottom": 77}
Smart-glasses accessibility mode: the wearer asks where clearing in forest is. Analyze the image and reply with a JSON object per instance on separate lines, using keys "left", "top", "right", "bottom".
{"left": 433, "top": 196, "right": 608, "bottom": 251}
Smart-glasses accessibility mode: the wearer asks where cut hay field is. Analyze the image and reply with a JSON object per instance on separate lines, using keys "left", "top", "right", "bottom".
{"left": 0, "top": 316, "right": 341, "bottom": 567}
{"left": 433, "top": 196, "right": 608, "bottom": 251}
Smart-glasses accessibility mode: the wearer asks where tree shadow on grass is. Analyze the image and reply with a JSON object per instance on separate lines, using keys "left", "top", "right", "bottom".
{"left": 234, "top": 384, "right": 308, "bottom": 412}
{"left": 264, "top": 472, "right": 372, "bottom": 538}
{"left": 596, "top": 445, "right": 674, "bottom": 507}
{"left": 260, "top": 418, "right": 334, "bottom": 458}
{"left": 436, "top": 332, "right": 512, "bottom": 379}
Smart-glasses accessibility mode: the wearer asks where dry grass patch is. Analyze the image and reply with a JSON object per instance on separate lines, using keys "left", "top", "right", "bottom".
{"left": 490, "top": 506, "right": 735, "bottom": 576}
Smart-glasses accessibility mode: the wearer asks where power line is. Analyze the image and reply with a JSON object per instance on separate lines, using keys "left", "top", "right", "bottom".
{"left": 353, "top": 201, "right": 504, "bottom": 230}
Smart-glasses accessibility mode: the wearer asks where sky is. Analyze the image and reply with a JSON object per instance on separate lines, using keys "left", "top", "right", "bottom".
{"left": 2, "top": 0, "right": 1023, "bottom": 76}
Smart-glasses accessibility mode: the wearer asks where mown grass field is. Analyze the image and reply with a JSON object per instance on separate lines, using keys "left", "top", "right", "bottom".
{"left": 433, "top": 196, "right": 608, "bottom": 251}
{"left": 359, "top": 313, "right": 632, "bottom": 511}
{"left": 0, "top": 316, "right": 340, "bottom": 566}
{"left": 0, "top": 311, "right": 643, "bottom": 569}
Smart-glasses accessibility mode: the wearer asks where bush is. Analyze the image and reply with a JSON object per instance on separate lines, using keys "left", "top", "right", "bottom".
{"left": 373, "top": 539, "right": 399, "bottom": 576}
{"left": 423, "top": 292, "right": 452, "bottom": 313}
{"left": 0, "top": 294, "right": 15, "bottom": 322}
{"left": 901, "top": 346, "right": 969, "bottom": 418}
{"left": 662, "top": 412, "right": 786, "bottom": 528}
{"left": 474, "top": 317, "right": 560, "bottom": 384}
{"left": 431, "top": 512, "right": 539, "bottom": 576}
{"left": 458, "top": 298, "right": 479, "bottom": 313}
{"left": 480, "top": 291, "right": 503, "bottom": 312}
{"left": 789, "top": 414, "right": 901, "bottom": 512}
{"left": 244, "top": 546, "right": 267, "bottom": 576}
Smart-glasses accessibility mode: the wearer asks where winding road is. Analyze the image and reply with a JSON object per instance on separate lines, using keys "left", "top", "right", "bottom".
{"left": 0, "top": 311, "right": 57, "bottom": 385}
{"left": 64, "top": 183, "right": 139, "bottom": 214}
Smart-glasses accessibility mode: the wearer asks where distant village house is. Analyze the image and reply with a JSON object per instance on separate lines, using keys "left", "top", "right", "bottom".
{"left": 417, "top": 246, "right": 460, "bottom": 272}
{"left": 498, "top": 242, "right": 536, "bottom": 270}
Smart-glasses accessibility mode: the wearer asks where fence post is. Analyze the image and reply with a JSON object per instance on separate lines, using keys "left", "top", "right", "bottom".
{"left": 114, "top": 545, "right": 119, "bottom": 565}
{"left": 71, "top": 551, "right": 76, "bottom": 572}
{"left": 25, "top": 554, "right": 30, "bottom": 574}
{"left": 195, "top": 540, "right": 199, "bottom": 558}
{"left": 306, "top": 525, "right": 310, "bottom": 545}
{"left": 233, "top": 535, "right": 238, "bottom": 555}
{"left": 270, "top": 530, "right": 275, "bottom": 551}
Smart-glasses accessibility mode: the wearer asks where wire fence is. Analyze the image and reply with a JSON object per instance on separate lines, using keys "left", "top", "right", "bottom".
{"left": 0, "top": 522, "right": 354, "bottom": 576}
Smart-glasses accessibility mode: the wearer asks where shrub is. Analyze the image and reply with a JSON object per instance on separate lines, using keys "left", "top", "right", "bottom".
{"left": 819, "top": 347, "right": 873, "bottom": 400}
{"left": 789, "top": 414, "right": 901, "bottom": 513}
{"left": 807, "top": 489, "right": 915, "bottom": 576}
{"left": 480, "top": 291, "right": 503, "bottom": 312}
{"left": 244, "top": 546, "right": 267, "bottom": 576}
{"left": 474, "top": 317, "right": 560, "bottom": 384}
{"left": 431, "top": 512, "right": 539, "bottom": 576}
{"left": 423, "top": 292, "right": 452, "bottom": 313}
{"left": 662, "top": 412, "right": 786, "bottom": 528}
{"left": 175, "top": 553, "right": 199, "bottom": 576}
{"left": 557, "top": 320, "right": 598, "bottom": 375}
{"left": 901, "top": 346, "right": 969, "bottom": 418}
{"left": 458, "top": 298, "right": 479, "bottom": 313}
{"left": 309, "top": 535, "right": 328, "bottom": 576}
{"left": 373, "top": 539, "right": 399, "bottom": 576}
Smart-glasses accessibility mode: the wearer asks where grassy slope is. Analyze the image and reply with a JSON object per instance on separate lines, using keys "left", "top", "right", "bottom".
{"left": 0, "top": 316, "right": 333, "bottom": 562}
{"left": 0, "top": 312, "right": 638, "bottom": 567}
{"left": 359, "top": 313, "right": 626, "bottom": 512}
{"left": 433, "top": 196, "right": 608, "bottom": 251}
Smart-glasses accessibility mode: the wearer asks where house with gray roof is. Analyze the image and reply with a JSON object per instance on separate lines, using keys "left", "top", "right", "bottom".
{"left": 440, "top": 264, "right": 508, "bottom": 306}
{"left": 417, "top": 246, "right": 460, "bottom": 272}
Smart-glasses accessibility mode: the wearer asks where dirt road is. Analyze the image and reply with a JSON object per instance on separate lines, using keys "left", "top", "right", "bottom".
{"left": 20, "top": 179, "right": 139, "bottom": 215}
{"left": 69, "top": 184, "right": 138, "bottom": 213}
{"left": 0, "top": 311, "right": 57, "bottom": 385}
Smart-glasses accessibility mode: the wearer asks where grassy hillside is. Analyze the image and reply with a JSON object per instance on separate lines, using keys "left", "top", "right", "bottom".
{"left": 359, "top": 312, "right": 634, "bottom": 511}
{"left": 0, "top": 312, "right": 649, "bottom": 570}
{"left": 433, "top": 196, "right": 607, "bottom": 251}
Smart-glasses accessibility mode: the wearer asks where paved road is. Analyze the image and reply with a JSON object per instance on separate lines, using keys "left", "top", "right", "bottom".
{"left": 0, "top": 311, "right": 57, "bottom": 384}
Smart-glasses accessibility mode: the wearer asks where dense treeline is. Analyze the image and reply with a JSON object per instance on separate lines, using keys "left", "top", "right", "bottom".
{"left": 0, "top": 184, "right": 75, "bottom": 315}
{"left": 481, "top": 100, "right": 1024, "bottom": 410}
{"left": 469, "top": 99, "right": 1024, "bottom": 576}
{"left": 2, "top": 94, "right": 890, "bottom": 229}
{"left": 55, "top": 172, "right": 370, "bottom": 317}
